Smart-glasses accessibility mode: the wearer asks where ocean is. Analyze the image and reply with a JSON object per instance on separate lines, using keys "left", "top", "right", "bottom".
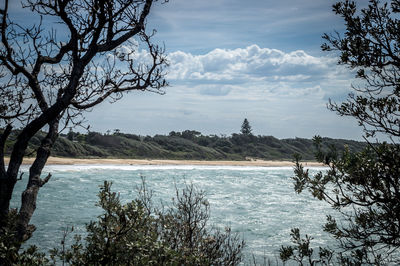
{"left": 11, "top": 164, "right": 335, "bottom": 262}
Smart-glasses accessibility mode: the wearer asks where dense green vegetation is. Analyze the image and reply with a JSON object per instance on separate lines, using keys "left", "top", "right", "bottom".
{"left": 281, "top": 0, "right": 400, "bottom": 264}
{"left": 1, "top": 181, "right": 244, "bottom": 265}
{"left": 2, "top": 128, "right": 367, "bottom": 161}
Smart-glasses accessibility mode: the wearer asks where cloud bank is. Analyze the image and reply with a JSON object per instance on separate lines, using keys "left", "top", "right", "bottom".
{"left": 165, "top": 45, "right": 353, "bottom": 99}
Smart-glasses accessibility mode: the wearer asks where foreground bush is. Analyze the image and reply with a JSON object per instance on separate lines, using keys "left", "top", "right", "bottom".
{"left": 47, "top": 181, "right": 244, "bottom": 265}
{"left": 281, "top": 142, "right": 400, "bottom": 265}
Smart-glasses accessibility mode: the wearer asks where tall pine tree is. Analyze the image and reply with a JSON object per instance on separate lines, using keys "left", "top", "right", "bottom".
{"left": 240, "top": 119, "right": 252, "bottom": 135}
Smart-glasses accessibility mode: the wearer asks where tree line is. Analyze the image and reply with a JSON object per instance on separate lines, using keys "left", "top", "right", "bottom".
{"left": 1, "top": 126, "right": 368, "bottom": 161}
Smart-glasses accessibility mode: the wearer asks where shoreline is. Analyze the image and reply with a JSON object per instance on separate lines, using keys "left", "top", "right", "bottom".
{"left": 5, "top": 157, "right": 324, "bottom": 167}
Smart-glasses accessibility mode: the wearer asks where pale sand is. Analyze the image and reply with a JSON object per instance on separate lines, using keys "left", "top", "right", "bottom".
{"left": 5, "top": 157, "right": 324, "bottom": 167}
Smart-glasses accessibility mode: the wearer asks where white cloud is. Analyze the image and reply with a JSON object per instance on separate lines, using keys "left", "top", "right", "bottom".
{"left": 166, "top": 44, "right": 353, "bottom": 99}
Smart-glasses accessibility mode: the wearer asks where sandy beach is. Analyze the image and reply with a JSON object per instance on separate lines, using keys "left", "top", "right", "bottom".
{"left": 4, "top": 157, "right": 324, "bottom": 167}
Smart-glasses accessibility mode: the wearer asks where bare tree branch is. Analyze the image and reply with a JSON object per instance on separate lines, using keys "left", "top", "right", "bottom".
{"left": 0, "top": 0, "right": 168, "bottom": 247}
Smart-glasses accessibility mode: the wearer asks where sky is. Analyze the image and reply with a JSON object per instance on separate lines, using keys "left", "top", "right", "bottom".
{"left": 12, "top": 0, "right": 366, "bottom": 140}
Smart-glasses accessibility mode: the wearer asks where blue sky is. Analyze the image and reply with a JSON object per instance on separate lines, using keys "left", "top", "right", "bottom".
{"left": 13, "top": 0, "right": 365, "bottom": 139}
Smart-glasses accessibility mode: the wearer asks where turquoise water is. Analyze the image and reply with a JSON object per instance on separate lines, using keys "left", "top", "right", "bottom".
{"left": 11, "top": 165, "right": 334, "bottom": 262}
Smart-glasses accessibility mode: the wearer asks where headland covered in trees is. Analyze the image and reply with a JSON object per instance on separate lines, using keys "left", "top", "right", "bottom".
{"left": 1, "top": 126, "right": 367, "bottom": 162}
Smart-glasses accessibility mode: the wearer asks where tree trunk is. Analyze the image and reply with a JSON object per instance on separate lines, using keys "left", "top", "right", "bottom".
{"left": 0, "top": 174, "right": 17, "bottom": 229}
{"left": 0, "top": 125, "right": 14, "bottom": 229}
{"left": 15, "top": 120, "right": 59, "bottom": 243}
{"left": 0, "top": 119, "right": 60, "bottom": 247}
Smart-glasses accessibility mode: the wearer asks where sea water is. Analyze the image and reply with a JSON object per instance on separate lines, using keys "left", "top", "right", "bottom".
{"left": 11, "top": 165, "right": 336, "bottom": 262}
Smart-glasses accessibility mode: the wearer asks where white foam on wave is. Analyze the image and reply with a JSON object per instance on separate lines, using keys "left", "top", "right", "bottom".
{"left": 18, "top": 164, "right": 327, "bottom": 173}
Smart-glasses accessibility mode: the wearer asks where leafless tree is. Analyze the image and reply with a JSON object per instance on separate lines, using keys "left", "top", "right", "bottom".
{"left": 0, "top": 0, "right": 168, "bottom": 248}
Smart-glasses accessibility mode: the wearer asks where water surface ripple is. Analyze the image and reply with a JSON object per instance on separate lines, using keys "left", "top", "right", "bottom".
{"left": 11, "top": 165, "right": 334, "bottom": 262}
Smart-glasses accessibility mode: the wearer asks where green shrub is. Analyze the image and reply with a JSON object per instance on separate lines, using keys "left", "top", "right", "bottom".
{"left": 50, "top": 181, "right": 244, "bottom": 265}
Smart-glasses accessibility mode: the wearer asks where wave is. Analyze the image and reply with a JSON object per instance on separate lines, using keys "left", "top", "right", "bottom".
{"left": 18, "top": 164, "right": 327, "bottom": 172}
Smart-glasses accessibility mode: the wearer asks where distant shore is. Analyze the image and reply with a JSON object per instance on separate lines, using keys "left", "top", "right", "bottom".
{"left": 5, "top": 157, "right": 324, "bottom": 167}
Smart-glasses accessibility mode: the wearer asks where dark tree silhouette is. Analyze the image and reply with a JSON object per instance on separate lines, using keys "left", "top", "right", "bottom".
{"left": 240, "top": 118, "right": 252, "bottom": 135}
{"left": 0, "top": 0, "right": 168, "bottom": 248}
{"left": 284, "top": 1, "right": 400, "bottom": 264}
{"left": 323, "top": 0, "right": 400, "bottom": 140}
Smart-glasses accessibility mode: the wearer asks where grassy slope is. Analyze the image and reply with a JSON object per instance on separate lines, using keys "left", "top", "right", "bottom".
{"left": 48, "top": 132, "right": 368, "bottom": 160}
{"left": 2, "top": 129, "right": 367, "bottom": 161}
